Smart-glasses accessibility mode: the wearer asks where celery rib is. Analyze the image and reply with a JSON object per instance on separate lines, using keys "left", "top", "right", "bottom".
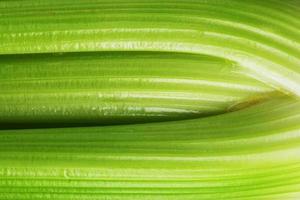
{"left": 0, "top": 1, "right": 299, "bottom": 199}
{"left": 0, "top": 0, "right": 299, "bottom": 95}
{"left": 0, "top": 51, "right": 273, "bottom": 127}
{"left": 0, "top": 97, "right": 299, "bottom": 199}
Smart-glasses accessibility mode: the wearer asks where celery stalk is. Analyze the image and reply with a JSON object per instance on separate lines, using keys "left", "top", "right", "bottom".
{"left": 0, "top": 97, "right": 299, "bottom": 199}
{"left": 0, "top": 51, "right": 274, "bottom": 128}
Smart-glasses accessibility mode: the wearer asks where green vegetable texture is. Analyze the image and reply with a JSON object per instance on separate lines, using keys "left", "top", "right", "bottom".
{"left": 0, "top": 52, "right": 274, "bottom": 128}
{"left": 1, "top": 0, "right": 300, "bottom": 95}
{"left": 0, "top": 0, "right": 299, "bottom": 199}
{"left": 1, "top": 97, "right": 300, "bottom": 200}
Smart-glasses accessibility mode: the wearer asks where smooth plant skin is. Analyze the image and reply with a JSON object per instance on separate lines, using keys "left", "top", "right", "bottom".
{"left": 0, "top": 0, "right": 299, "bottom": 200}
{"left": 0, "top": 52, "right": 274, "bottom": 128}
{"left": 0, "top": 97, "right": 300, "bottom": 199}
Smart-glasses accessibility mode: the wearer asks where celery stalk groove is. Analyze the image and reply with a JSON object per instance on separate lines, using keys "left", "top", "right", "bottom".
{"left": 0, "top": 52, "right": 274, "bottom": 127}
{"left": 0, "top": 98, "right": 300, "bottom": 199}
{"left": 0, "top": 0, "right": 299, "bottom": 200}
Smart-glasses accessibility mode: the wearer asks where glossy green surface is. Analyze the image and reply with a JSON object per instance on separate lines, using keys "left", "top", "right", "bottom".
{"left": 0, "top": 97, "right": 300, "bottom": 199}
{"left": 0, "top": 0, "right": 299, "bottom": 95}
{"left": 0, "top": 0, "right": 299, "bottom": 199}
{"left": 0, "top": 52, "right": 273, "bottom": 127}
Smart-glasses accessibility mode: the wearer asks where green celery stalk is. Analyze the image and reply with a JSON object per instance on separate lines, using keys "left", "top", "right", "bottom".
{"left": 0, "top": 0, "right": 299, "bottom": 96}
{"left": 0, "top": 0, "right": 299, "bottom": 199}
{"left": 0, "top": 97, "right": 299, "bottom": 199}
{"left": 0, "top": 51, "right": 274, "bottom": 128}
